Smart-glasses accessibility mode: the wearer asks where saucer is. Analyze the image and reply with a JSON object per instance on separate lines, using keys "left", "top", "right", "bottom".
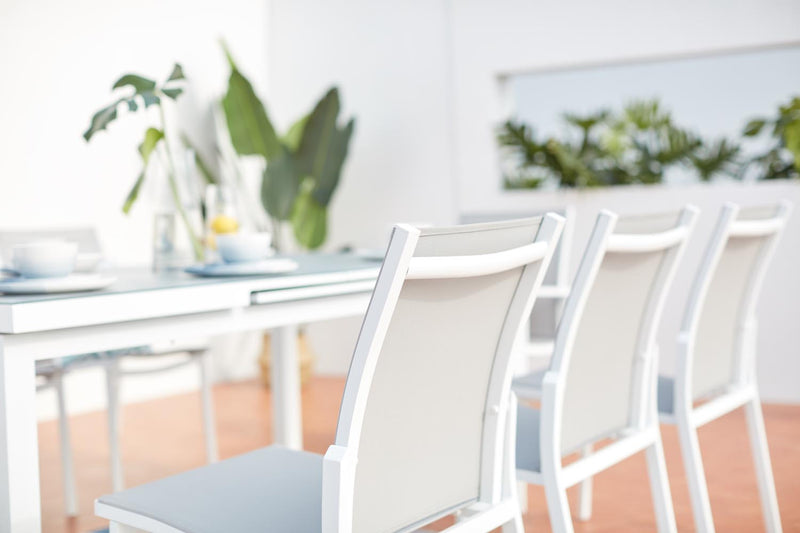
{"left": 185, "top": 258, "right": 299, "bottom": 277}
{"left": 0, "top": 274, "right": 117, "bottom": 295}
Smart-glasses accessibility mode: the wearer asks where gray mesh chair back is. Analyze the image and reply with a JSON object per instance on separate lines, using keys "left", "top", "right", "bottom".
{"left": 556, "top": 208, "right": 697, "bottom": 453}
{"left": 687, "top": 202, "right": 792, "bottom": 400}
{"left": 325, "top": 215, "right": 564, "bottom": 533}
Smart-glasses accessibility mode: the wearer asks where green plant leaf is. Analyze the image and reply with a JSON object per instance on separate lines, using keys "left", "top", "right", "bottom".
{"left": 122, "top": 172, "right": 145, "bottom": 214}
{"left": 166, "top": 63, "right": 185, "bottom": 82}
{"left": 294, "top": 87, "right": 356, "bottom": 206}
{"left": 83, "top": 98, "right": 124, "bottom": 141}
{"left": 126, "top": 98, "right": 138, "bottom": 112}
{"left": 284, "top": 113, "right": 309, "bottom": 152}
{"left": 121, "top": 127, "right": 163, "bottom": 214}
{"left": 784, "top": 119, "right": 800, "bottom": 172}
{"left": 261, "top": 145, "right": 300, "bottom": 220}
{"left": 312, "top": 118, "right": 355, "bottom": 206}
{"left": 291, "top": 183, "right": 327, "bottom": 249}
{"left": 112, "top": 74, "right": 156, "bottom": 93}
{"left": 181, "top": 133, "right": 218, "bottom": 185}
{"left": 161, "top": 87, "right": 183, "bottom": 100}
{"left": 296, "top": 87, "right": 340, "bottom": 175}
{"left": 138, "top": 127, "right": 164, "bottom": 163}
{"left": 743, "top": 119, "right": 766, "bottom": 137}
{"left": 221, "top": 53, "right": 281, "bottom": 159}
{"left": 141, "top": 91, "right": 160, "bottom": 108}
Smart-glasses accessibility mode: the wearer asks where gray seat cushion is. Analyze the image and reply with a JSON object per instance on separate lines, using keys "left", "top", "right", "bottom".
{"left": 98, "top": 446, "right": 323, "bottom": 532}
{"left": 657, "top": 375, "right": 674, "bottom": 415}
{"left": 515, "top": 404, "right": 542, "bottom": 473}
{"left": 512, "top": 369, "right": 546, "bottom": 398}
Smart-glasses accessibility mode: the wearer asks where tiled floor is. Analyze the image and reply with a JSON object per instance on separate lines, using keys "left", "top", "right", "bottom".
{"left": 38, "top": 377, "right": 800, "bottom": 532}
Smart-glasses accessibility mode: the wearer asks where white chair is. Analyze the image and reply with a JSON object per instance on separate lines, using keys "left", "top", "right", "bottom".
{"left": 95, "top": 214, "right": 565, "bottom": 533}
{"left": 658, "top": 201, "right": 792, "bottom": 533}
{"left": 513, "top": 206, "right": 699, "bottom": 533}
{"left": 0, "top": 228, "right": 218, "bottom": 516}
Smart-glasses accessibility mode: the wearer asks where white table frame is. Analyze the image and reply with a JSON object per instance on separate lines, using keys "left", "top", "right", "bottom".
{"left": 0, "top": 263, "right": 378, "bottom": 532}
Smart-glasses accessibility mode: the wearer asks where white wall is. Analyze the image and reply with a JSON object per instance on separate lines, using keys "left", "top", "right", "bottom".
{"left": 0, "top": 0, "right": 271, "bottom": 418}
{"left": 0, "top": 0, "right": 269, "bottom": 265}
{"left": 271, "top": 1, "right": 800, "bottom": 401}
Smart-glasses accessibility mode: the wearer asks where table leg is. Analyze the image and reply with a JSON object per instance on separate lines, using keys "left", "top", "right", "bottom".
{"left": 270, "top": 325, "right": 303, "bottom": 450}
{"left": 0, "top": 338, "right": 41, "bottom": 532}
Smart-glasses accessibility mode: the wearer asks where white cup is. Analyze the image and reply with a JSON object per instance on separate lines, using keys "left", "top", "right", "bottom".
{"left": 216, "top": 233, "right": 272, "bottom": 263}
{"left": 12, "top": 241, "right": 78, "bottom": 278}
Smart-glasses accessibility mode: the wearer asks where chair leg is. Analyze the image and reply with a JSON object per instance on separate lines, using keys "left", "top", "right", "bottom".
{"left": 105, "top": 357, "right": 124, "bottom": 492}
{"left": 196, "top": 350, "right": 219, "bottom": 463}
{"left": 745, "top": 397, "right": 782, "bottom": 533}
{"left": 577, "top": 443, "right": 593, "bottom": 521}
{"left": 645, "top": 436, "right": 677, "bottom": 533}
{"left": 544, "top": 476, "right": 574, "bottom": 533}
{"left": 517, "top": 481, "right": 528, "bottom": 514}
{"left": 501, "top": 507, "right": 525, "bottom": 533}
{"left": 677, "top": 417, "right": 715, "bottom": 533}
{"left": 54, "top": 374, "right": 78, "bottom": 516}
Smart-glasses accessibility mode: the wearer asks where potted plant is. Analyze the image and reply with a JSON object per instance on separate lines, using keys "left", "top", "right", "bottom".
{"left": 218, "top": 43, "right": 357, "bottom": 386}
{"left": 84, "top": 64, "right": 213, "bottom": 268}
{"left": 498, "top": 98, "right": 741, "bottom": 190}
{"left": 740, "top": 96, "right": 800, "bottom": 180}
{"left": 220, "top": 45, "right": 355, "bottom": 252}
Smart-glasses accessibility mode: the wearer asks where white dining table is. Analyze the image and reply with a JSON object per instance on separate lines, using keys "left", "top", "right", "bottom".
{"left": 0, "top": 253, "right": 381, "bottom": 532}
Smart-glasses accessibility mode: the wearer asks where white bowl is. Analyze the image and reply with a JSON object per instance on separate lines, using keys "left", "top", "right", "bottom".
{"left": 12, "top": 241, "right": 78, "bottom": 278}
{"left": 216, "top": 233, "right": 272, "bottom": 264}
{"left": 75, "top": 252, "right": 103, "bottom": 273}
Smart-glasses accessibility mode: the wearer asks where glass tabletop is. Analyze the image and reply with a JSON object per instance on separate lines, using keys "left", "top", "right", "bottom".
{"left": 0, "top": 253, "right": 382, "bottom": 304}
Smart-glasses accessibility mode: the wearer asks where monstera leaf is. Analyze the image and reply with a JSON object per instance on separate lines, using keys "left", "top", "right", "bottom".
{"left": 83, "top": 64, "right": 185, "bottom": 142}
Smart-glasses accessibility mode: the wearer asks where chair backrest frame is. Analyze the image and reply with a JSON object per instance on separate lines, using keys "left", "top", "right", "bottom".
{"left": 322, "top": 214, "right": 565, "bottom": 533}
{"left": 674, "top": 201, "right": 792, "bottom": 414}
{"left": 541, "top": 206, "right": 698, "bottom": 461}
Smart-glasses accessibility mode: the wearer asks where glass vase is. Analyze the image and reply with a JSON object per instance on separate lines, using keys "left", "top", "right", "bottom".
{"left": 150, "top": 148, "right": 204, "bottom": 272}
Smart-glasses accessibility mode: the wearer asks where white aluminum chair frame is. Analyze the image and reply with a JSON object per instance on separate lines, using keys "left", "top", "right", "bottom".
{"left": 323, "top": 214, "right": 565, "bottom": 533}
{"left": 660, "top": 201, "right": 792, "bottom": 533}
{"left": 517, "top": 206, "right": 698, "bottom": 533}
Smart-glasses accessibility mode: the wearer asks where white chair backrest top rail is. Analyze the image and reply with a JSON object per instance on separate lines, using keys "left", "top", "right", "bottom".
{"left": 460, "top": 207, "right": 575, "bottom": 339}
{"left": 324, "top": 215, "right": 565, "bottom": 533}
{"left": 546, "top": 206, "right": 698, "bottom": 455}
{"left": 680, "top": 201, "right": 792, "bottom": 403}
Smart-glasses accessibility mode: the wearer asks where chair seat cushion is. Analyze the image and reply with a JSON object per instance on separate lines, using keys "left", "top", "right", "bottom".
{"left": 657, "top": 375, "right": 674, "bottom": 415}
{"left": 515, "top": 404, "right": 542, "bottom": 473}
{"left": 97, "top": 446, "right": 323, "bottom": 533}
{"left": 512, "top": 369, "right": 546, "bottom": 399}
